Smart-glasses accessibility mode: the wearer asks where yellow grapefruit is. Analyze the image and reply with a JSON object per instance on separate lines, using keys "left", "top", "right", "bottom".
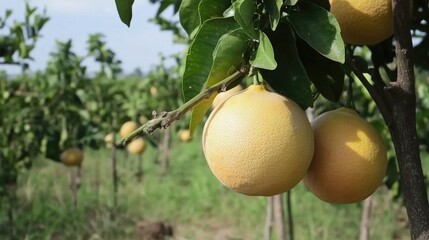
{"left": 329, "top": 0, "right": 393, "bottom": 45}
{"left": 212, "top": 85, "right": 243, "bottom": 109}
{"left": 304, "top": 107, "right": 388, "bottom": 204}
{"left": 202, "top": 84, "right": 314, "bottom": 196}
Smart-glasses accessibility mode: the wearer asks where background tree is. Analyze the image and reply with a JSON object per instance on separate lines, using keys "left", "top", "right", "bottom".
{"left": 116, "top": 0, "right": 429, "bottom": 239}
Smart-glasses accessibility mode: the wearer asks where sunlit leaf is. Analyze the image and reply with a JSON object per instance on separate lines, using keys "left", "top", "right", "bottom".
{"left": 182, "top": 17, "right": 240, "bottom": 102}
{"left": 250, "top": 32, "right": 277, "bottom": 70}
{"left": 287, "top": 1, "right": 345, "bottom": 63}
{"left": 189, "top": 29, "right": 249, "bottom": 136}
{"left": 180, "top": 0, "right": 230, "bottom": 39}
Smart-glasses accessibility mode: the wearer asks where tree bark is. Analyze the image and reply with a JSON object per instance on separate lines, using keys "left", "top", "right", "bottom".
{"left": 388, "top": 0, "right": 429, "bottom": 239}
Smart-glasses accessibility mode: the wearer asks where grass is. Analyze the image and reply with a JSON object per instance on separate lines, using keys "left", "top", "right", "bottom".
{"left": 0, "top": 130, "right": 421, "bottom": 239}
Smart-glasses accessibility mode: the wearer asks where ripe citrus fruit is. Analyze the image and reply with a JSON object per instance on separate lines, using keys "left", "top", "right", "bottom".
{"left": 150, "top": 86, "right": 158, "bottom": 97}
{"left": 212, "top": 85, "right": 243, "bottom": 109}
{"left": 104, "top": 132, "right": 114, "bottom": 148}
{"left": 303, "top": 107, "right": 388, "bottom": 204}
{"left": 60, "top": 147, "right": 84, "bottom": 166}
{"left": 329, "top": 0, "right": 393, "bottom": 45}
{"left": 127, "top": 137, "right": 146, "bottom": 155}
{"left": 120, "top": 121, "right": 138, "bottom": 138}
{"left": 202, "top": 84, "right": 314, "bottom": 196}
{"left": 179, "top": 129, "right": 191, "bottom": 142}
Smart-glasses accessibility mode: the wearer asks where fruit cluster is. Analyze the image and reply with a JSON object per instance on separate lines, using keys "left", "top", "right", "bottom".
{"left": 202, "top": 84, "right": 387, "bottom": 204}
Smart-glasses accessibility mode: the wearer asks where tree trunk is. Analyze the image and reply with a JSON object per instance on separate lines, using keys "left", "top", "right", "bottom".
{"left": 70, "top": 167, "right": 78, "bottom": 208}
{"left": 111, "top": 134, "right": 118, "bottom": 219}
{"left": 388, "top": 0, "right": 429, "bottom": 238}
{"left": 160, "top": 128, "right": 171, "bottom": 175}
{"left": 359, "top": 195, "right": 373, "bottom": 240}
{"left": 136, "top": 154, "right": 144, "bottom": 182}
{"left": 274, "top": 194, "right": 286, "bottom": 240}
{"left": 264, "top": 197, "right": 274, "bottom": 240}
{"left": 286, "top": 191, "right": 294, "bottom": 240}
{"left": 7, "top": 184, "right": 16, "bottom": 240}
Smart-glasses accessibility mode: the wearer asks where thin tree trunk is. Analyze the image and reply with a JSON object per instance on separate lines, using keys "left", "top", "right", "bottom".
{"left": 286, "top": 191, "right": 294, "bottom": 240}
{"left": 136, "top": 154, "right": 143, "bottom": 182}
{"left": 70, "top": 167, "right": 77, "bottom": 208}
{"left": 160, "top": 128, "right": 171, "bottom": 175}
{"left": 389, "top": 0, "right": 429, "bottom": 239}
{"left": 7, "top": 184, "right": 16, "bottom": 240}
{"left": 274, "top": 194, "right": 286, "bottom": 240}
{"left": 359, "top": 195, "right": 373, "bottom": 240}
{"left": 123, "top": 150, "right": 129, "bottom": 168}
{"left": 94, "top": 155, "right": 100, "bottom": 203}
{"left": 111, "top": 134, "right": 118, "bottom": 219}
{"left": 264, "top": 196, "right": 274, "bottom": 240}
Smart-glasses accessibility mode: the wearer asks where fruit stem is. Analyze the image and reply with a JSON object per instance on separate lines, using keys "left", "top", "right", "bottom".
{"left": 121, "top": 64, "right": 251, "bottom": 145}
{"left": 252, "top": 68, "right": 263, "bottom": 85}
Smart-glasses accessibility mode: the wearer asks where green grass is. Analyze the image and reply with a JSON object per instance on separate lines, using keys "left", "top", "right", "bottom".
{"left": 0, "top": 130, "right": 419, "bottom": 239}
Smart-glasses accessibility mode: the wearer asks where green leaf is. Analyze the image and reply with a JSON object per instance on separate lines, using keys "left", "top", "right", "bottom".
{"left": 264, "top": 0, "right": 283, "bottom": 31}
{"left": 189, "top": 29, "right": 249, "bottom": 136}
{"left": 156, "top": 0, "right": 175, "bottom": 16}
{"left": 182, "top": 17, "right": 240, "bottom": 102}
{"left": 285, "top": 0, "right": 299, "bottom": 6}
{"left": 250, "top": 32, "right": 277, "bottom": 70}
{"left": 260, "top": 23, "right": 313, "bottom": 108}
{"left": 287, "top": 1, "right": 345, "bottom": 63}
{"left": 179, "top": 0, "right": 202, "bottom": 37}
{"left": 180, "top": 0, "right": 230, "bottom": 39}
{"left": 198, "top": 0, "right": 231, "bottom": 24}
{"left": 233, "top": 0, "right": 258, "bottom": 39}
{"left": 297, "top": 38, "right": 344, "bottom": 102}
{"left": 115, "top": 0, "right": 134, "bottom": 27}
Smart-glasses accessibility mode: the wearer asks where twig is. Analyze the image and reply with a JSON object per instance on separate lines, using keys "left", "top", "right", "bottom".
{"left": 345, "top": 55, "right": 393, "bottom": 126}
{"left": 121, "top": 64, "right": 250, "bottom": 145}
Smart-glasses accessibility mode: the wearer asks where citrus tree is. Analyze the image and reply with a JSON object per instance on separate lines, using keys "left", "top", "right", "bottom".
{"left": 116, "top": 0, "right": 429, "bottom": 238}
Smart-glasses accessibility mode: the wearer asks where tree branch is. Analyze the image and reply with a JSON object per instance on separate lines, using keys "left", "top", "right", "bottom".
{"left": 121, "top": 64, "right": 251, "bottom": 145}
{"left": 345, "top": 55, "right": 393, "bottom": 125}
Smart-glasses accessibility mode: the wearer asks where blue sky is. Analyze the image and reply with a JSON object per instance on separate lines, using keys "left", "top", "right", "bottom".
{"left": 1, "top": 0, "right": 185, "bottom": 75}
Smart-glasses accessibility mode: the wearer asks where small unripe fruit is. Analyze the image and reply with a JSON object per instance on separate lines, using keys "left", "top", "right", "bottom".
{"left": 127, "top": 138, "right": 146, "bottom": 155}
{"left": 60, "top": 147, "right": 84, "bottom": 166}
{"left": 120, "top": 121, "right": 138, "bottom": 138}
{"left": 179, "top": 129, "right": 191, "bottom": 142}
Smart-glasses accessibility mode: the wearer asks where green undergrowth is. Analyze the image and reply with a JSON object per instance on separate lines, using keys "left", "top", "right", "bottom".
{"left": 0, "top": 130, "right": 420, "bottom": 239}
